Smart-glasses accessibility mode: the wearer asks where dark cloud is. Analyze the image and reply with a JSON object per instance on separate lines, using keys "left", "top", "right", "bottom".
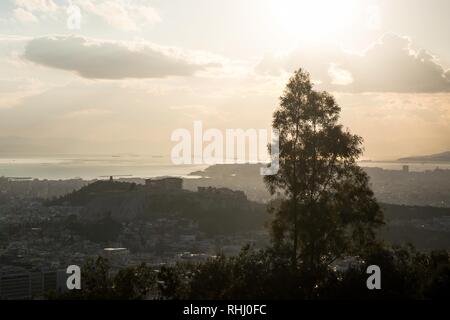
{"left": 24, "top": 36, "right": 218, "bottom": 79}
{"left": 256, "top": 34, "right": 450, "bottom": 93}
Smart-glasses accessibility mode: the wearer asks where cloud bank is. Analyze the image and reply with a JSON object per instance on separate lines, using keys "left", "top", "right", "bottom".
{"left": 23, "top": 36, "right": 219, "bottom": 79}
{"left": 257, "top": 34, "right": 450, "bottom": 93}
{"left": 12, "top": 0, "right": 160, "bottom": 30}
{"left": 77, "top": 0, "right": 161, "bottom": 31}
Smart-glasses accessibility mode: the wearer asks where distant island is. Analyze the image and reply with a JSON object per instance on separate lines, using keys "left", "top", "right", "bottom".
{"left": 398, "top": 151, "right": 450, "bottom": 162}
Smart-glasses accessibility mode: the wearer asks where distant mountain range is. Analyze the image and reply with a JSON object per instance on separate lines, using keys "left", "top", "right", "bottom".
{"left": 398, "top": 151, "right": 450, "bottom": 162}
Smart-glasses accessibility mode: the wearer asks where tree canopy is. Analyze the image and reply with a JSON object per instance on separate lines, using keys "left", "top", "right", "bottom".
{"left": 264, "top": 69, "right": 384, "bottom": 273}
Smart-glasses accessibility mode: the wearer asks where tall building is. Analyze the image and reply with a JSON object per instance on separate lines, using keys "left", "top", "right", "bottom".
{"left": 0, "top": 270, "right": 68, "bottom": 299}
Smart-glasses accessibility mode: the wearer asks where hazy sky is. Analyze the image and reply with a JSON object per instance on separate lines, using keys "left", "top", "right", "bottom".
{"left": 1, "top": 0, "right": 450, "bottom": 159}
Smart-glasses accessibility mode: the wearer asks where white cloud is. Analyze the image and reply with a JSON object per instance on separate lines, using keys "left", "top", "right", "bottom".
{"left": 77, "top": 0, "right": 160, "bottom": 31}
{"left": 13, "top": 8, "right": 38, "bottom": 23}
{"left": 14, "top": 0, "right": 58, "bottom": 13}
{"left": 328, "top": 63, "right": 353, "bottom": 86}
{"left": 10, "top": 0, "right": 159, "bottom": 31}
{"left": 11, "top": 0, "right": 59, "bottom": 24}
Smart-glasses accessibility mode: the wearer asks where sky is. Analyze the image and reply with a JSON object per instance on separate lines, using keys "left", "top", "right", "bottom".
{"left": 1, "top": 0, "right": 450, "bottom": 160}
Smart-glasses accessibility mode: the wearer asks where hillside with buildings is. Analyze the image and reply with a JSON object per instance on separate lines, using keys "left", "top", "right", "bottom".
{"left": 48, "top": 177, "right": 267, "bottom": 235}
{"left": 185, "top": 164, "right": 450, "bottom": 207}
